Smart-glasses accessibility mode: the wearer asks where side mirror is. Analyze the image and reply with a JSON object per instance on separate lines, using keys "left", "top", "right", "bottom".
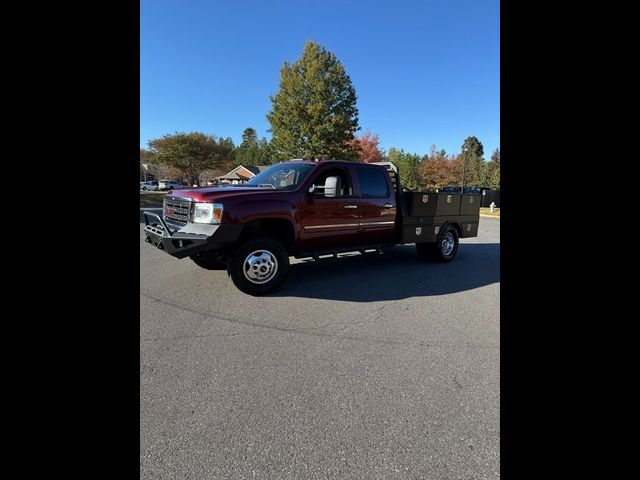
{"left": 323, "top": 176, "right": 340, "bottom": 198}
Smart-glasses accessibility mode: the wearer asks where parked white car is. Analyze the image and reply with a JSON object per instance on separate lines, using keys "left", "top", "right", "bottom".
{"left": 140, "top": 181, "right": 159, "bottom": 191}
{"left": 158, "top": 180, "right": 187, "bottom": 191}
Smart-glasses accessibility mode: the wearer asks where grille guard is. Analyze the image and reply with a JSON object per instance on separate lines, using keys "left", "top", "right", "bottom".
{"left": 143, "top": 211, "right": 208, "bottom": 257}
{"left": 143, "top": 211, "right": 181, "bottom": 237}
{"left": 143, "top": 211, "right": 244, "bottom": 258}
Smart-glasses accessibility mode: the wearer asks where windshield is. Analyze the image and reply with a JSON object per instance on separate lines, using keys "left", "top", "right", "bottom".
{"left": 245, "top": 163, "right": 315, "bottom": 190}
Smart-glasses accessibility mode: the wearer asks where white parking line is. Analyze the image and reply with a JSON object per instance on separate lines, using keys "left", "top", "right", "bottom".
{"left": 140, "top": 207, "right": 163, "bottom": 210}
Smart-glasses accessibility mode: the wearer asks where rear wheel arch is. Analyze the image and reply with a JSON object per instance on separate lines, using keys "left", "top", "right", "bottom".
{"left": 442, "top": 221, "right": 462, "bottom": 238}
{"left": 416, "top": 223, "right": 460, "bottom": 262}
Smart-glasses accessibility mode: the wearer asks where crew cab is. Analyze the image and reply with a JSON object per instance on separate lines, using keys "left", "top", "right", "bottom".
{"left": 144, "top": 160, "right": 480, "bottom": 295}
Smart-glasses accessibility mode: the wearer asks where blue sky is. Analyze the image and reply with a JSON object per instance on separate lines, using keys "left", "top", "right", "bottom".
{"left": 141, "top": 0, "right": 499, "bottom": 158}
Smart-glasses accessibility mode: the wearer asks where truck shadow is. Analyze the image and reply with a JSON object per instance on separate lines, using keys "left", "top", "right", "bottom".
{"left": 269, "top": 243, "right": 499, "bottom": 302}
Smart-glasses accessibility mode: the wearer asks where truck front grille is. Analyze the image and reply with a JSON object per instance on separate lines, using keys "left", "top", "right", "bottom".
{"left": 163, "top": 196, "right": 192, "bottom": 229}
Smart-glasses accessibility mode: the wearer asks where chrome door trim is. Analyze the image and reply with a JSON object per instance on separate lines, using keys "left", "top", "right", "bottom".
{"left": 304, "top": 223, "right": 360, "bottom": 230}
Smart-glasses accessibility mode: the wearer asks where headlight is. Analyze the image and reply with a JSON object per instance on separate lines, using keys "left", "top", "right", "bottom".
{"left": 192, "top": 203, "right": 223, "bottom": 224}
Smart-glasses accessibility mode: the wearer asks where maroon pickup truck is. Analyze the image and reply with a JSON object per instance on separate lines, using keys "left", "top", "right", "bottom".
{"left": 144, "top": 160, "right": 480, "bottom": 295}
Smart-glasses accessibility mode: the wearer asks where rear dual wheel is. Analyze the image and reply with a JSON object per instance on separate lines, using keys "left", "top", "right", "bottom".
{"left": 416, "top": 224, "right": 459, "bottom": 262}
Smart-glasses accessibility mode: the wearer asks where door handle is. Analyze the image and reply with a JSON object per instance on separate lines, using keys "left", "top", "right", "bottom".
{"left": 383, "top": 204, "right": 395, "bottom": 208}
{"left": 344, "top": 205, "right": 358, "bottom": 209}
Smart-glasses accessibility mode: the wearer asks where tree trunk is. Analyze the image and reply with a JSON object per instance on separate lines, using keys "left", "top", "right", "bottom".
{"left": 187, "top": 173, "right": 199, "bottom": 187}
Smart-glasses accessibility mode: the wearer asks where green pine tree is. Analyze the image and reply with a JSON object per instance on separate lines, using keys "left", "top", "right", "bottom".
{"left": 460, "top": 136, "right": 486, "bottom": 187}
{"left": 235, "top": 128, "right": 276, "bottom": 166}
{"left": 267, "top": 41, "right": 359, "bottom": 160}
{"left": 487, "top": 148, "right": 500, "bottom": 190}
{"left": 387, "top": 148, "right": 421, "bottom": 191}
{"left": 241, "top": 127, "right": 258, "bottom": 147}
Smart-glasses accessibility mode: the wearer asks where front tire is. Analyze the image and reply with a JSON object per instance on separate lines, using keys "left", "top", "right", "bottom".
{"left": 227, "top": 237, "right": 289, "bottom": 295}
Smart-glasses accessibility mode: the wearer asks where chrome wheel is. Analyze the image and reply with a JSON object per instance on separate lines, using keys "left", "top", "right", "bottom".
{"left": 243, "top": 250, "right": 278, "bottom": 284}
{"left": 440, "top": 232, "right": 455, "bottom": 256}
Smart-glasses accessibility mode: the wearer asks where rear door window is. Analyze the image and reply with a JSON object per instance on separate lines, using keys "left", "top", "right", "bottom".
{"left": 356, "top": 167, "right": 389, "bottom": 197}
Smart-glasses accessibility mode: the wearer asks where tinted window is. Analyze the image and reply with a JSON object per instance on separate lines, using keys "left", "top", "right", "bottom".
{"left": 357, "top": 167, "right": 389, "bottom": 197}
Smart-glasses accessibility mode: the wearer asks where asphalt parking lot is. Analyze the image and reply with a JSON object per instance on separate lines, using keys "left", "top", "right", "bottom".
{"left": 140, "top": 216, "right": 500, "bottom": 479}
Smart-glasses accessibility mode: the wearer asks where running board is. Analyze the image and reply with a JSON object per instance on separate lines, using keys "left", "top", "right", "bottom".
{"left": 296, "top": 245, "right": 392, "bottom": 261}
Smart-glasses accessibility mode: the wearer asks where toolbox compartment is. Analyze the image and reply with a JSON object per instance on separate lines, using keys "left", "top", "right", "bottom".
{"left": 458, "top": 220, "right": 479, "bottom": 238}
{"left": 400, "top": 214, "right": 480, "bottom": 243}
{"left": 404, "top": 192, "right": 438, "bottom": 216}
{"left": 405, "top": 192, "right": 462, "bottom": 216}
{"left": 459, "top": 194, "right": 481, "bottom": 215}
{"left": 435, "top": 193, "right": 461, "bottom": 216}
{"left": 403, "top": 223, "right": 438, "bottom": 243}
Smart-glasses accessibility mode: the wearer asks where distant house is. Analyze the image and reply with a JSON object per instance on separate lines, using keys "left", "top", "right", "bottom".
{"left": 215, "top": 165, "right": 270, "bottom": 185}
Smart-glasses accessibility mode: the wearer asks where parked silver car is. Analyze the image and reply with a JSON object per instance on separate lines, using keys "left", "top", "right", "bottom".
{"left": 140, "top": 181, "right": 159, "bottom": 191}
{"left": 158, "top": 180, "right": 187, "bottom": 191}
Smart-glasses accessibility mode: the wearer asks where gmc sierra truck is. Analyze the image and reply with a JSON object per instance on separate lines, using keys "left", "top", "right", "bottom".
{"left": 144, "top": 160, "right": 481, "bottom": 295}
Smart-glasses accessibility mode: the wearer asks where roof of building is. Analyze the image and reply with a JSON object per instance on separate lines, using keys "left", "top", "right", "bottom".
{"left": 244, "top": 165, "right": 271, "bottom": 175}
{"left": 216, "top": 165, "right": 271, "bottom": 180}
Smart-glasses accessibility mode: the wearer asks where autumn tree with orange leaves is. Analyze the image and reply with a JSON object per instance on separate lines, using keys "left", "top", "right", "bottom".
{"left": 349, "top": 131, "right": 385, "bottom": 163}
{"left": 417, "top": 145, "right": 462, "bottom": 190}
